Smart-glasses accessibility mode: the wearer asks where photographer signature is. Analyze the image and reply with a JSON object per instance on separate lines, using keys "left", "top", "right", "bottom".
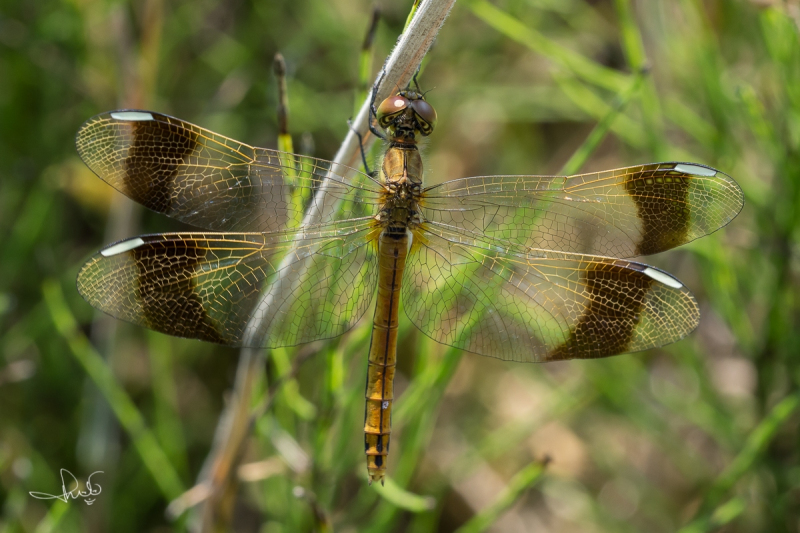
{"left": 29, "top": 469, "right": 103, "bottom": 505}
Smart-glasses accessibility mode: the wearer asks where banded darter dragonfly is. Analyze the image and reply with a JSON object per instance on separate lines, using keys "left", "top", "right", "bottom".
{"left": 75, "top": 79, "right": 743, "bottom": 484}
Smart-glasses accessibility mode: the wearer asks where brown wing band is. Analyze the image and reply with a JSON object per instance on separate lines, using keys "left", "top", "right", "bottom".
{"left": 132, "top": 238, "right": 226, "bottom": 344}
{"left": 627, "top": 170, "right": 691, "bottom": 256}
{"left": 119, "top": 115, "right": 200, "bottom": 214}
{"left": 548, "top": 262, "right": 654, "bottom": 361}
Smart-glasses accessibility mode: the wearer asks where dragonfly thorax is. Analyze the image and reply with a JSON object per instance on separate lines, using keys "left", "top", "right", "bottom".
{"left": 377, "top": 144, "right": 423, "bottom": 231}
{"left": 377, "top": 179, "right": 422, "bottom": 231}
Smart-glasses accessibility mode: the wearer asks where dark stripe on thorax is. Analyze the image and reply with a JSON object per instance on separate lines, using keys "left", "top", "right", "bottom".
{"left": 389, "top": 141, "right": 419, "bottom": 150}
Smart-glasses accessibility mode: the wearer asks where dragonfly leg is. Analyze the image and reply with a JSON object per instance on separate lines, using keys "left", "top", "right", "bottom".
{"left": 368, "top": 70, "right": 389, "bottom": 142}
{"left": 412, "top": 68, "right": 421, "bottom": 92}
{"left": 368, "top": 119, "right": 387, "bottom": 142}
{"left": 348, "top": 119, "right": 377, "bottom": 177}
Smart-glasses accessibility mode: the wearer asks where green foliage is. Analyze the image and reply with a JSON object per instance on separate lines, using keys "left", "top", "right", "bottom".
{"left": 1, "top": 0, "right": 799, "bottom": 531}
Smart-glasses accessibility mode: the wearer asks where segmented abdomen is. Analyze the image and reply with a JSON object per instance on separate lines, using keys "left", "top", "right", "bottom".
{"left": 364, "top": 229, "right": 408, "bottom": 484}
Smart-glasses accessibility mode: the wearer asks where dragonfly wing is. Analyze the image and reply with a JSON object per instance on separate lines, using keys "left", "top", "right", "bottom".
{"left": 77, "top": 219, "right": 379, "bottom": 347}
{"left": 403, "top": 222, "right": 699, "bottom": 362}
{"left": 76, "top": 110, "right": 384, "bottom": 232}
{"left": 422, "top": 162, "right": 743, "bottom": 258}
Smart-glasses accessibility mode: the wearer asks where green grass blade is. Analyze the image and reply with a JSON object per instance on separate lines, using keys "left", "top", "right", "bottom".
{"left": 371, "top": 476, "right": 436, "bottom": 512}
{"left": 554, "top": 71, "right": 647, "bottom": 150}
{"left": 613, "top": 0, "right": 665, "bottom": 158}
{"left": 271, "top": 347, "right": 317, "bottom": 420}
{"left": 32, "top": 499, "right": 69, "bottom": 533}
{"left": 42, "top": 279, "right": 185, "bottom": 501}
{"left": 454, "top": 459, "right": 548, "bottom": 533}
{"left": 678, "top": 392, "right": 800, "bottom": 532}
{"left": 559, "top": 71, "right": 645, "bottom": 175}
{"left": 404, "top": 0, "right": 422, "bottom": 32}
{"left": 466, "top": 0, "right": 630, "bottom": 92}
{"left": 147, "top": 333, "right": 189, "bottom": 478}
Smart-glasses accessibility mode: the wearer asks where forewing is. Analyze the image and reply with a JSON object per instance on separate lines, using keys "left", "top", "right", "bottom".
{"left": 403, "top": 222, "right": 699, "bottom": 362}
{"left": 422, "top": 162, "right": 743, "bottom": 258}
{"left": 77, "top": 219, "right": 379, "bottom": 347}
{"left": 76, "top": 110, "right": 384, "bottom": 232}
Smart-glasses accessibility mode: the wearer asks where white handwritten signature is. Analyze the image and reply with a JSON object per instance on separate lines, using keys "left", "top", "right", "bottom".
{"left": 29, "top": 469, "right": 103, "bottom": 505}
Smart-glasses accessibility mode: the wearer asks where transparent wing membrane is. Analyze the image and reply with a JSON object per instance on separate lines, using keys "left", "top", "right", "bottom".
{"left": 76, "top": 111, "right": 385, "bottom": 232}
{"left": 422, "top": 162, "right": 743, "bottom": 258}
{"left": 403, "top": 222, "right": 699, "bottom": 362}
{"left": 77, "top": 219, "right": 379, "bottom": 347}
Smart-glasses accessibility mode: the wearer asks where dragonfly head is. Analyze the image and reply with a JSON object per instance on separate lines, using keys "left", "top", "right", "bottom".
{"left": 376, "top": 90, "right": 437, "bottom": 141}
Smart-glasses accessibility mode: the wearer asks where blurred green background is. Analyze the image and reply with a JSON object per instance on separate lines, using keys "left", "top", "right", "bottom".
{"left": 1, "top": 0, "right": 799, "bottom": 531}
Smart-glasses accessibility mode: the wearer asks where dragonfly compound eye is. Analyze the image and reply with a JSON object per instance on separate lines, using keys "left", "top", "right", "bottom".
{"left": 410, "top": 99, "right": 437, "bottom": 135}
{"left": 376, "top": 95, "right": 410, "bottom": 128}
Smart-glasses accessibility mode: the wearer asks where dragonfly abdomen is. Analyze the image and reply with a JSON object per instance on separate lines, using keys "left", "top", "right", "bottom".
{"left": 364, "top": 229, "right": 409, "bottom": 484}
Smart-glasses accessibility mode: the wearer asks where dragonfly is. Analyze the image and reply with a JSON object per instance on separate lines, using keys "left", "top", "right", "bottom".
{"left": 75, "top": 86, "right": 743, "bottom": 485}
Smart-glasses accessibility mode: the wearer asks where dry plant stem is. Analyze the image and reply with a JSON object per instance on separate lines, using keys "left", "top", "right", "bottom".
{"left": 273, "top": 52, "right": 294, "bottom": 153}
{"left": 274, "top": 53, "right": 290, "bottom": 135}
{"left": 191, "top": 1, "right": 456, "bottom": 530}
